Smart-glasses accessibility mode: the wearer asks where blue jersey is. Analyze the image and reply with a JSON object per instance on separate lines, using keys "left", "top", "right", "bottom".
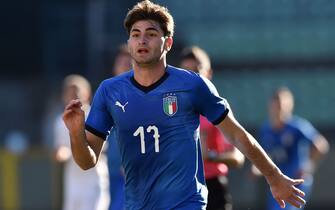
{"left": 259, "top": 116, "right": 318, "bottom": 178}
{"left": 107, "top": 129, "right": 125, "bottom": 210}
{"left": 86, "top": 65, "right": 229, "bottom": 210}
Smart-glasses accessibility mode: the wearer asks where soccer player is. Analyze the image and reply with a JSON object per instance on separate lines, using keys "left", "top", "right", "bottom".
{"left": 62, "top": 1, "right": 306, "bottom": 209}
{"left": 253, "top": 87, "right": 329, "bottom": 210}
{"left": 53, "top": 74, "right": 109, "bottom": 210}
{"left": 180, "top": 46, "right": 245, "bottom": 210}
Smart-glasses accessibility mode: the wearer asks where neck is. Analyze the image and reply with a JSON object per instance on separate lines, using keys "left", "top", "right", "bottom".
{"left": 271, "top": 120, "right": 284, "bottom": 130}
{"left": 133, "top": 60, "right": 167, "bottom": 87}
{"left": 270, "top": 113, "right": 291, "bottom": 130}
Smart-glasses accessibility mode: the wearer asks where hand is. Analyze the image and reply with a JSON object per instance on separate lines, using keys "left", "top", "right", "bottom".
{"left": 62, "top": 99, "right": 85, "bottom": 133}
{"left": 268, "top": 174, "right": 306, "bottom": 208}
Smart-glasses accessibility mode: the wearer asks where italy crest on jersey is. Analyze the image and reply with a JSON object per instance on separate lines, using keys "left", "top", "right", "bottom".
{"left": 163, "top": 95, "right": 178, "bottom": 116}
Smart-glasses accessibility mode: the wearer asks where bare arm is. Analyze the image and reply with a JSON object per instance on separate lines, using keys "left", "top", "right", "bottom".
{"left": 63, "top": 99, "right": 105, "bottom": 170}
{"left": 218, "top": 112, "right": 279, "bottom": 179}
{"left": 218, "top": 110, "right": 305, "bottom": 208}
{"left": 309, "top": 134, "right": 329, "bottom": 173}
{"left": 310, "top": 134, "right": 329, "bottom": 162}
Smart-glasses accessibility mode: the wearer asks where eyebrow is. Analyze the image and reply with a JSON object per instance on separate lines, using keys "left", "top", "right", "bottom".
{"left": 145, "top": 27, "right": 159, "bottom": 32}
{"left": 130, "top": 27, "right": 159, "bottom": 33}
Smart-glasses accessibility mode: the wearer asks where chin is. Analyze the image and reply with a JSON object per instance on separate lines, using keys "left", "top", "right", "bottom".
{"left": 135, "top": 60, "right": 154, "bottom": 66}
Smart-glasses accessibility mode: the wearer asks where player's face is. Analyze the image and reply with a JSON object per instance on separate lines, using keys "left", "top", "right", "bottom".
{"left": 180, "top": 58, "right": 199, "bottom": 73}
{"left": 128, "top": 20, "right": 172, "bottom": 67}
{"left": 269, "top": 93, "right": 294, "bottom": 122}
{"left": 180, "top": 58, "right": 212, "bottom": 80}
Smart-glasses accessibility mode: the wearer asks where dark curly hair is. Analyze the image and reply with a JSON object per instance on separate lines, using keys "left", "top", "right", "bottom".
{"left": 124, "top": 0, "right": 175, "bottom": 37}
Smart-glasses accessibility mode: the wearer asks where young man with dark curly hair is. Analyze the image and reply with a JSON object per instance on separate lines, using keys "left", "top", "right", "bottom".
{"left": 63, "top": 1, "right": 306, "bottom": 209}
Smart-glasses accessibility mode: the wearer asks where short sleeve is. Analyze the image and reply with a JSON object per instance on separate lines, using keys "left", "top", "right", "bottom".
{"left": 85, "top": 82, "right": 114, "bottom": 140}
{"left": 193, "top": 75, "right": 229, "bottom": 125}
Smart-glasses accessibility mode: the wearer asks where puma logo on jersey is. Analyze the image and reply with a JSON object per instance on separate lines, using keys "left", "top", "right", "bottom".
{"left": 115, "top": 101, "right": 128, "bottom": 112}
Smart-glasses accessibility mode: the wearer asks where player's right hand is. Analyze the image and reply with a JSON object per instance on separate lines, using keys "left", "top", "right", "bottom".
{"left": 62, "top": 99, "right": 85, "bottom": 133}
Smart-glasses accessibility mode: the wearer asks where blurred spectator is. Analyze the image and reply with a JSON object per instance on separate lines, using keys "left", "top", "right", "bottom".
{"left": 252, "top": 86, "right": 329, "bottom": 210}
{"left": 53, "top": 74, "right": 109, "bottom": 210}
{"left": 106, "top": 44, "right": 132, "bottom": 210}
{"left": 180, "top": 46, "right": 245, "bottom": 210}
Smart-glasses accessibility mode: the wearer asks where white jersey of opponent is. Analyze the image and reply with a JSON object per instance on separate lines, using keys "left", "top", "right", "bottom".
{"left": 53, "top": 109, "right": 109, "bottom": 210}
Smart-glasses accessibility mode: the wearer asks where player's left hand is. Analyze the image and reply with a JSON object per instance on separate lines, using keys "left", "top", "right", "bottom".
{"left": 268, "top": 174, "right": 306, "bottom": 208}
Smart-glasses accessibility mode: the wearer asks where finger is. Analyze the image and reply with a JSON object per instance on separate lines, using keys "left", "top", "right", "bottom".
{"left": 64, "top": 104, "right": 80, "bottom": 113}
{"left": 292, "top": 179, "right": 304, "bottom": 185}
{"left": 65, "top": 100, "right": 82, "bottom": 110}
{"left": 275, "top": 198, "right": 285, "bottom": 209}
{"left": 293, "top": 186, "right": 305, "bottom": 197}
{"left": 291, "top": 194, "right": 306, "bottom": 206}
{"left": 63, "top": 107, "right": 83, "bottom": 119}
{"left": 287, "top": 197, "right": 303, "bottom": 209}
{"left": 71, "top": 98, "right": 81, "bottom": 104}
{"left": 70, "top": 100, "right": 82, "bottom": 109}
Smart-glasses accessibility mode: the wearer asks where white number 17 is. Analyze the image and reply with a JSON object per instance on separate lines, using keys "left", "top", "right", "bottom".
{"left": 133, "top": 125, "right": 160, "bottom": 154}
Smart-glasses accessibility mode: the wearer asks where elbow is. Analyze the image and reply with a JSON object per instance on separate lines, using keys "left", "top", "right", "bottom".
{"left": 80, "top": 164, "right": 95, "bottom": 170}
{"left": 232, "top": 153, "right": 245, "bottom": 168}
{"left": 71, "top": 150, "right": 98, "bottom": 170}
{"left": 236, "top": 156, "right": 245, "bottom": 168}
{"left": 75, "top": 160, "right": 96, "bottom": 170}
{"left": 314, "top": 135, "right": 330, "bottom": 158}
{"left": 320, "top": 137, "right": 330, "bottom": 155}
{"left": 227, "top": 160, "right": 243, "bottom": 168}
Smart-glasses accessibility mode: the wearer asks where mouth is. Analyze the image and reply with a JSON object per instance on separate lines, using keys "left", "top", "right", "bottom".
{"left": 137, "top": 48, "right": 149, "bottom": 54}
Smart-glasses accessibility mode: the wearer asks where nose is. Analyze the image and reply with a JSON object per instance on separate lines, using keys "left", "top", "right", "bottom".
{"left": 138, "top": 35, "right": 147, "bottom": 45}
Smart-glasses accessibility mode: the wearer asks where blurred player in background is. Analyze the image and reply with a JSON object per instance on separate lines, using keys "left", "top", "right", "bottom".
{"left": 63, "top": 1, "right": 306, "bottom": 209}
{"left": 252, "top": 86, "right": 329, "bottom": 210}
{"left": 112, "top": 44, "right": 133, "bottom": 77}
{"left": 180, "top": 46, "right": 245, "bottom": 210}
{"left": 53, "top": 74, "right": 109, "bottom": 210}
{"left": 106, "top": 44, "right": 132, "bottom": 210}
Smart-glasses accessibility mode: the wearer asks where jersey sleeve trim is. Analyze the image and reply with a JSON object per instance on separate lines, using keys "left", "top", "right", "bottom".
{"left": 212, "top": 108, "right": 229, "bottom": 125}
{"left": 85, "top": 124, "right": 107, "bottom": 140}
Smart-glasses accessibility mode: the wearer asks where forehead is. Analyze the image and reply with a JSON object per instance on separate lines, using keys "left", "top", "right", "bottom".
{"left": 131, "top": 20, "right": 162, "bottom": 32}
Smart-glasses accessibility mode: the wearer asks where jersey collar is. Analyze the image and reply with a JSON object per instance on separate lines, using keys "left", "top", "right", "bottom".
{"left": 130, "top": 67, "right": 170, "bottom": 93}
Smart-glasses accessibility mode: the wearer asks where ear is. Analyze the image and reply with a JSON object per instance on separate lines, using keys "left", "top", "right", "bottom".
{"left": 164, "top": 36, "right": 173, "bottom": 52}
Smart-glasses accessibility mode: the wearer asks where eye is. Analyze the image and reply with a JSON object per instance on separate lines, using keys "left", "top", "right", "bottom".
{"left": 131, "top": 33, "right": 139, "bottom": 38}
{"left": 148, "top": 32, "right": 157, "bottom": 37}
